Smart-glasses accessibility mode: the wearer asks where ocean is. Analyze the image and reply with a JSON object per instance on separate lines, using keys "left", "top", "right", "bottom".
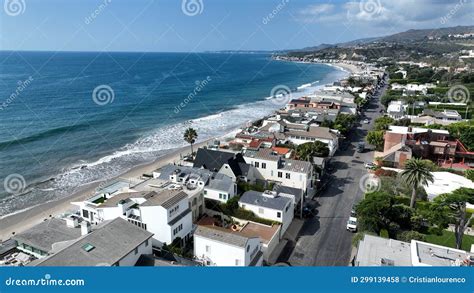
{"left": 0, "top": 51, "right": 347, "bottom": 216}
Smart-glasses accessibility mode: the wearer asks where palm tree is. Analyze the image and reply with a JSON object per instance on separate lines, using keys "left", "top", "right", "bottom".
{"left": 184, "top": 127, "right": 198, "bottom": 156}
{"left": 400, "top": 158, "right": 434, "bottom": 208}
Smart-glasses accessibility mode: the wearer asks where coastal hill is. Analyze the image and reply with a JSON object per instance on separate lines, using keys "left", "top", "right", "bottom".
{"left": 282, "top": 25, "right": 474, "bottom": 68}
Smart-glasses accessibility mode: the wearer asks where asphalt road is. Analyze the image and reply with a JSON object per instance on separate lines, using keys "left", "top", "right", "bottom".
{"left": 276, "top": 79, "right": 388, "bottom": 266}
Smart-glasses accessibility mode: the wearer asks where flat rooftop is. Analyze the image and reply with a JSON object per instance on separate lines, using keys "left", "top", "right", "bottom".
{"left": 355, "top": 234, "right": 412, "bottom": 266}
{"left": 12, "top": 218, "right": 82, "bottom": 253}
{"left": 413, "top": 240, "right": 473, "bottom": 266}
{"left": 33, "top": 218, "right": 153, "bottom": 266}
{"left": 239, "top": 222, "right": 280, "bottom": 245}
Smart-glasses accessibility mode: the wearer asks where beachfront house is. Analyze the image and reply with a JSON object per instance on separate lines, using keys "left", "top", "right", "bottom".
{"left": 193, "top": 225, "right": 263, "bottom": 266}
{"left": 33, "top": 218, "right": 153, "bottom": 266}
{"left": 12, "top": 216, "right": 83, "bottom": 259}
{"left": 72, "top": 189, "right": 193, "bottom": 248}
{"left": 239, "top": 190, "right": 294, "bottom": 234}
{"left": 243, "top": 148, "right": 314, "bottom": 196}
{"left": 203, "top": 173, "right": 237, "bottom": 203}
{"left": 259, "top": 119, "right": 338, "bottom": 156}
{"left": 193, "top": 148, "right": 255, "bottom": 182}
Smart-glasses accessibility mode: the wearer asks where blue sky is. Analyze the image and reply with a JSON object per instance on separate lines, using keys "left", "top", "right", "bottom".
{"left": 1, "top": 0, "right": 473, "bottom": 52}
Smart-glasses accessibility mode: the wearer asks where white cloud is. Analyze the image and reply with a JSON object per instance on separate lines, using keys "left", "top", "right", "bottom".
{"left": 297, "top": 0, "right": 474, "bottom": 29}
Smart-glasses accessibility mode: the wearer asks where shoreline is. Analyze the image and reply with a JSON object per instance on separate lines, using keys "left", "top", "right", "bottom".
{"left": 0, "top": 62, "right": 360, "bottom": 241}
{"left": 0, "top": 138, "right": 213, "bottom": 241}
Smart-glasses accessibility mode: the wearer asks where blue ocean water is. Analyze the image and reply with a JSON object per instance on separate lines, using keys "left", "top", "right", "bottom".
{"left": 0, "top": 51, "right": 347, "bottom": 216}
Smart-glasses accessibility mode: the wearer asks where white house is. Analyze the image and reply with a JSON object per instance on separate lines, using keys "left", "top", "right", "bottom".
{"left": 239, "top": 190, "right": 294, "bottom": 234}
{"left": 203, "top": 173, "right": 237, "bottom": 203}
{"left": 284, "top": 126, "right": 339, "bottom": 156}
{"left": 386, "top": 100, "right": 407, "bottom": 120}
{"left": 72, "top": 189, "right": 193, "bottom": 248}
{"left": 193, "top": 225, "right": 263, "bottom": 266}
{"left": 243, "top": 148, "right": 314, "bottom": 195}
{"left": 139, "top": 190, "right": 193, "bottom": 247}
{"left": 33, "top": 218, "right": 153, "bottom": 266}
{"left": 423, "top": 172, "right": 474, "bottom": 202}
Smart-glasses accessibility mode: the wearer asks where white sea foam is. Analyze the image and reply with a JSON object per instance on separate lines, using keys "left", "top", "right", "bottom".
{"left": 0, "top": 65, "right": 350, "bottom": 217}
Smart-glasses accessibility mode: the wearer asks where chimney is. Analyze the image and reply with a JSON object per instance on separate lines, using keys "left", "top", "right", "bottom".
{"left": 65, "top": 215, "right": 79, "bottom": 228}
{"left": 81, "top": 221, "right": 91, "bottom": 236}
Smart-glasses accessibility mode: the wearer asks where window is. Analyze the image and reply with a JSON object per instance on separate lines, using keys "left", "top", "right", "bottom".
{"left": 145, "top": 239, "right": 149, "bottom": 247}
{"left": 277, "top": 171, "right": 282, "bottom": 178}
{"left": 247, "top": 245, "right": 250, "bottom": 252}
{"left": 82, "top": 243, "right": 95, "bottom": 252}
{"left": 255, "top": 162, "right": 260, "bottom": 168}
{"left": 205, "top": 245, "right": 211, "bottom": 253}
{"left": 258, "top": 208, "right": 264, "bottom": 214}
{"left": 286, "top": 173, "right": 290, "bottom": 179}
{"left": 134, "top": 247, "right": 138, "bottom": 255}
{"left": 277, "top": 212, "right": 281, "bottom": 218}
{"left": 82, "top": 209, "right": 89, "bottom": 218}
{"left": 204, "top": 190, "right": 207, "bottom": 195}
{"left": 235, "top": 259, "right": 241, "bottom": 266}
{"left": 261, "top": 163, "right": 266, "bottom": 169}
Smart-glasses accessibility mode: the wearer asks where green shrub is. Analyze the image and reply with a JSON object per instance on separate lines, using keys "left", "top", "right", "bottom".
{"left": 379, "top": 229, "right": 389, "bottom": 238}
{"left": 397, "top": 230, "right": 426, "bottom": 242}
{"left": 427, "top": 226, "right": 443, "bottom": 236}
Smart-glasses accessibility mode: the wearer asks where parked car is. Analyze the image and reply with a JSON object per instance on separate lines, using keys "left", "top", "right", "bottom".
{"left": 356, "top": 142, "right": 365, "bottom": 153}
{"left": 363, "top": 119, "right": 369, "bottom": 124}
{"left": 364, "top": 162, "right": 376, "bottom": 169}
{"left": 350, "top": 205, "right": 357, "bottom": 218}
{"left": 346, "top": 217, "right": 358, "bottom": 232}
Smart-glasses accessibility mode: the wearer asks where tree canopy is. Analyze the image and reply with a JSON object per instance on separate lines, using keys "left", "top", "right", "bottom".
{"left": 296, "top": 141, "right": 330, "bottom": 160}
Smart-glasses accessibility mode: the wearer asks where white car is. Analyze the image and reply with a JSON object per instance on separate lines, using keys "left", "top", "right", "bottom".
{"left": 363, "top": 119, "right": 369, "bottom": 124}
{"left": 364, "top": 162, "right": 376, "bottom": 169}
{"left": 346, "top": 217, "right": 358, "bottom": 232}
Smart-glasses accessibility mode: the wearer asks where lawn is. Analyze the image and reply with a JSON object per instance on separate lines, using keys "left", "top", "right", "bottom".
{"left": 424, "top": 230, "right": 474, "bottom": 251}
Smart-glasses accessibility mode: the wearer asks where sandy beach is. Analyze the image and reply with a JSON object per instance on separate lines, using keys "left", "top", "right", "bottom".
{"left": 0, "top": 138, "right": 214, "bottom": 241}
